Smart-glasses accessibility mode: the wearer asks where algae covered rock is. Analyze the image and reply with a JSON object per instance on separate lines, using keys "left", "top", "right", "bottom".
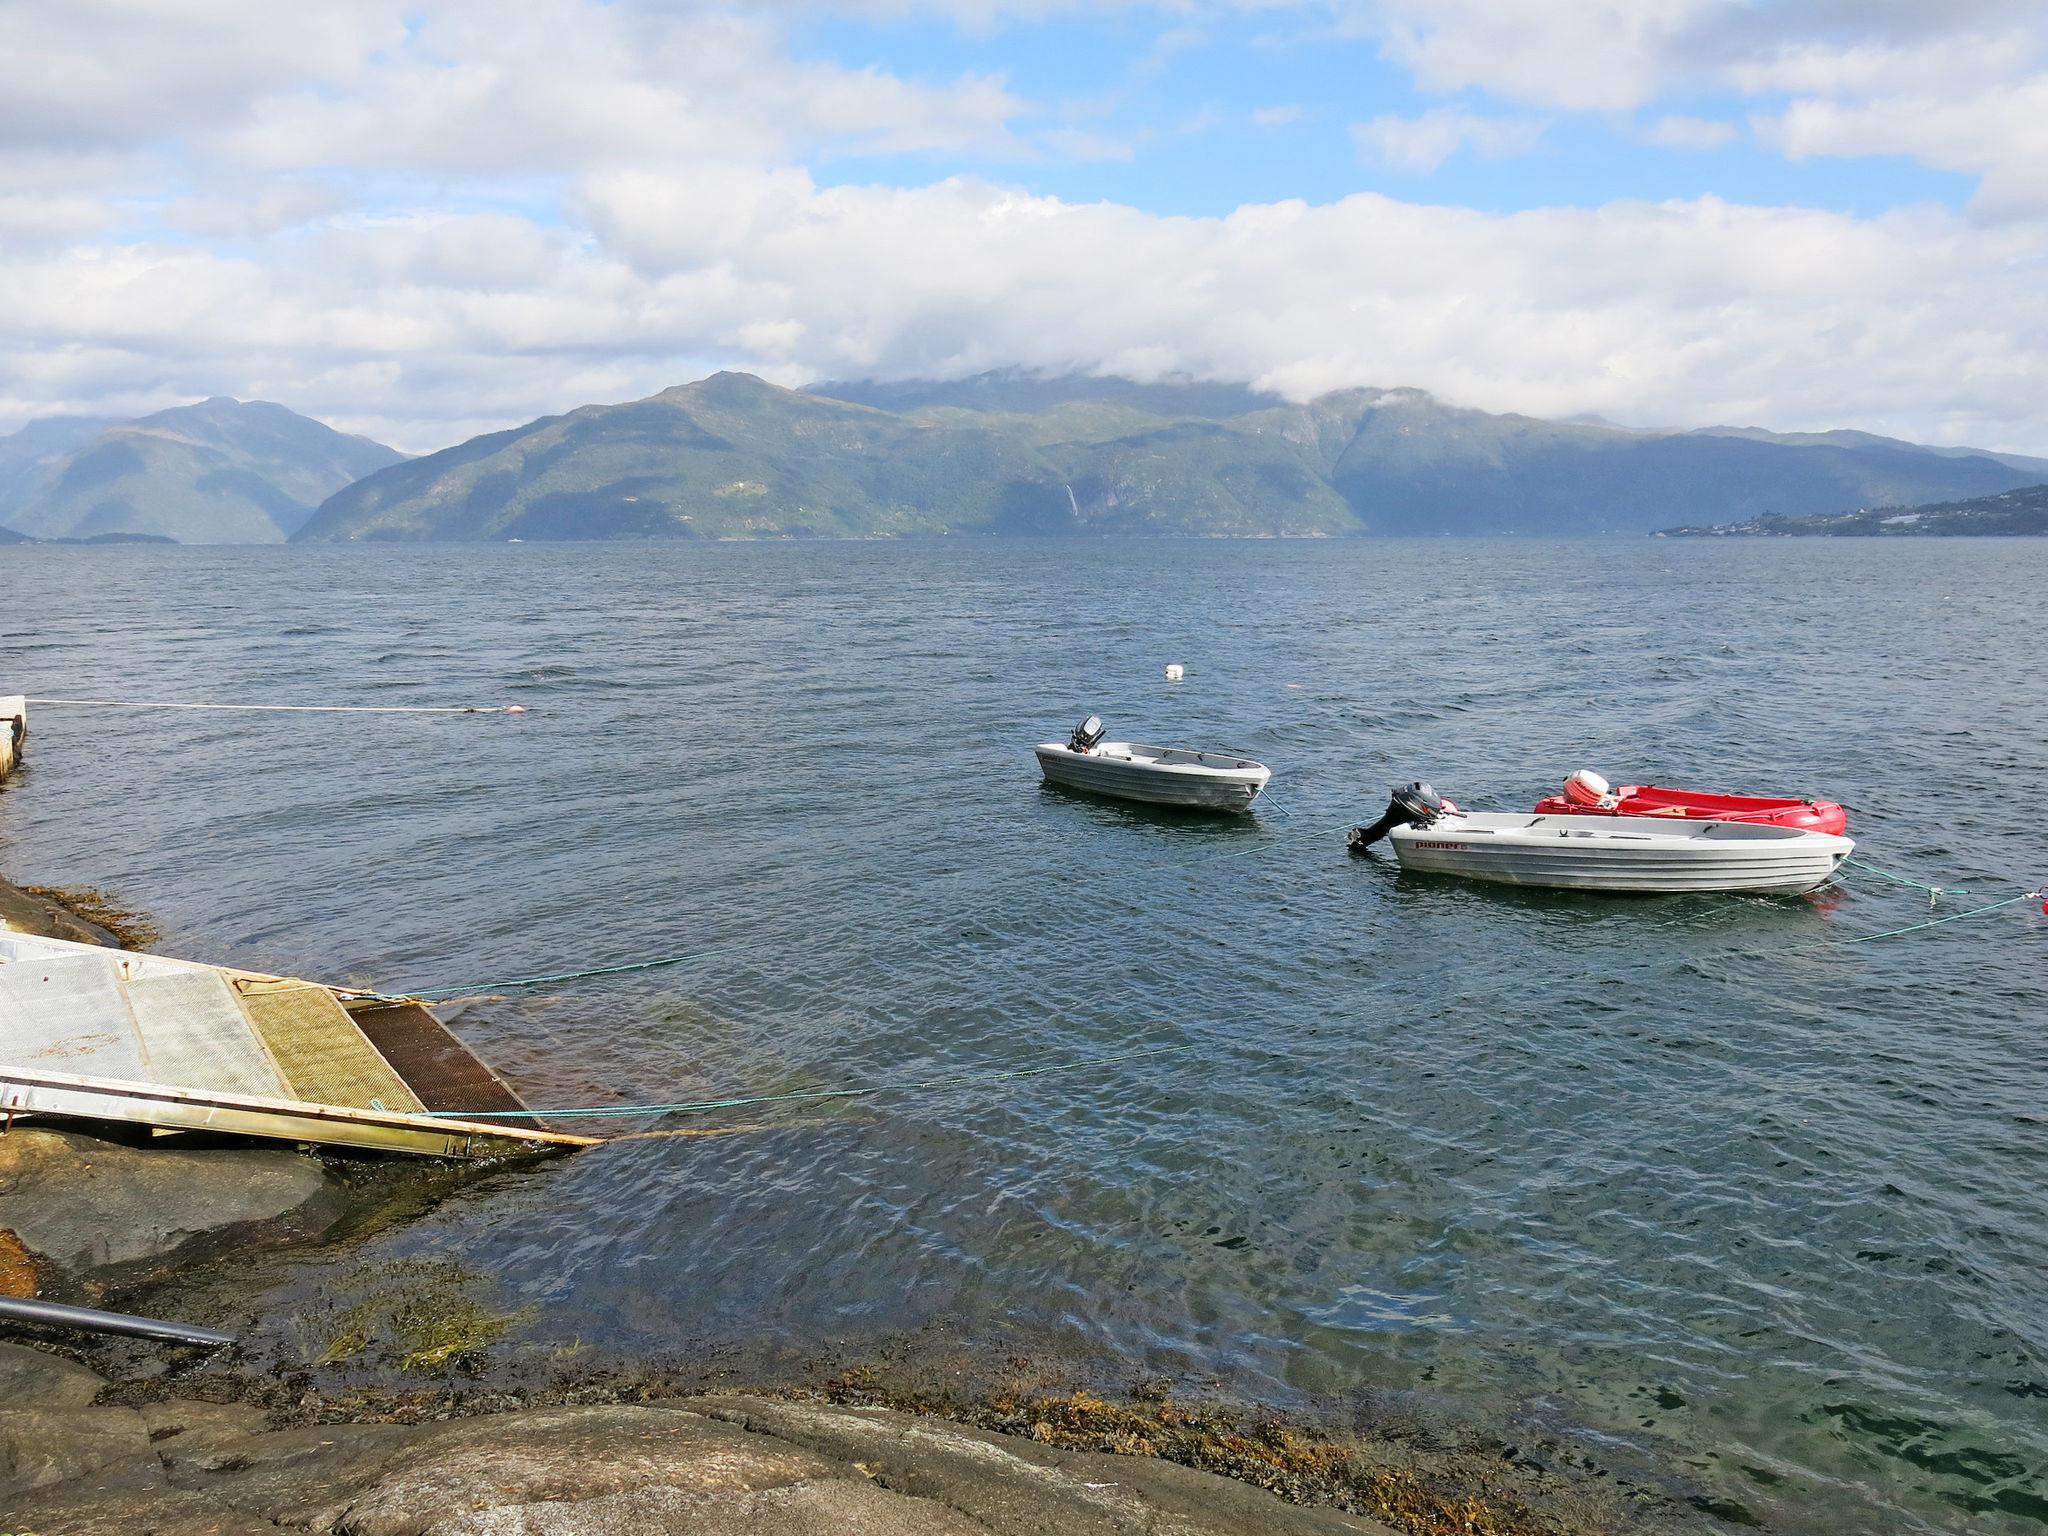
{"left": 0, "top": 1126, "right": 338, "bottom": 1283}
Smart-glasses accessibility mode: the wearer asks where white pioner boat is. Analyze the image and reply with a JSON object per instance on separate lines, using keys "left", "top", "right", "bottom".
{"left": 1349, "top": 782, "right": 1852, "bottom": 894}
{"left": 1036, "top": 716, "right": 1270, "bottom": 811}
{"left": 0, "top": 695, "right": 23, "bottom": 783}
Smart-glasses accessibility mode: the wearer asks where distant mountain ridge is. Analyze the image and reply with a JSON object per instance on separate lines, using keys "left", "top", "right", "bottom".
{"left": 296, "top": 370, "right": 2047, "bottom": 542}
{"left": 1656, "top": 482, "right": 2048, "bottom": 537}
{"left": 0, "top": 414, "right": 120, "bottom": 513}
{"left": 0, "top": 400, "right": 405, "bottom": 544}
{"left": 1687, "top": 424, "right": 2048, "bottom": 478}
{"left": 809, "top": 373, "right": 1284, "bottom": 420}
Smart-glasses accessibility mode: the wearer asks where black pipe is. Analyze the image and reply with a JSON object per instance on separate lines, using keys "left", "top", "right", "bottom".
{"left": 0, "top": 1295, "right": 235, "bottom": 1349}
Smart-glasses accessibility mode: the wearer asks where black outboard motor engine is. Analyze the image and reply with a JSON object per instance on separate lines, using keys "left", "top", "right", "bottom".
{"left": 1348, "top": 781, "right": 1447, "bottom": 853}
{"left": 1069, "top": 715, "right": 1106, "bottom": 753}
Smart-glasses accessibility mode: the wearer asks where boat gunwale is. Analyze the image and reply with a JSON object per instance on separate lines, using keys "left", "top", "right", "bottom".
{"left": 1033, "top": 741, "right": 1271, "bottom": 780}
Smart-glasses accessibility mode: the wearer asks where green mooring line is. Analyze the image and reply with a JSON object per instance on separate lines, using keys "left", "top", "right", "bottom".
{"left": 1845, "top": 890, "right": 2041, "bottom": 944}
{"left": 1840, "top": 856, "right": 1970, "bottom": 898}
{"left": 411, "top": 1041, "right": 1194, "bottom": 1121}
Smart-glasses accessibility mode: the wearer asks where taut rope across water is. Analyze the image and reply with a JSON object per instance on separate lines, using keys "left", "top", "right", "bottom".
{"left": 26, "top": 696, "right": 526, "bottom": 714}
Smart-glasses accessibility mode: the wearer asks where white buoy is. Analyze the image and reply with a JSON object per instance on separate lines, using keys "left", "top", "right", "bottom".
{"left": 1164, "top": 664, "right": 1185, "bottom": 683}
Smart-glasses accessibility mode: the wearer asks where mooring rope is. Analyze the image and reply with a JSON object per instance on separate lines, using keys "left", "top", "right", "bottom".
{"left": 1839, "top": 855, "right": 1969, "bottom": 901}
{"left": 1844, "top": 890, "right": 2043, "bottom": 944}
{"left": 411, "top": 1041, "right": 1192, "bottom": 1121}
{"left": 26, "top": 697, "right": 526, "bottom": 715}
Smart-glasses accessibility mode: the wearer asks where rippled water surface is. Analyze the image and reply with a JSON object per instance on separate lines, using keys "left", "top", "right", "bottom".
{"left": 4, "top": 538, "right": 2044, "bottom": 1531}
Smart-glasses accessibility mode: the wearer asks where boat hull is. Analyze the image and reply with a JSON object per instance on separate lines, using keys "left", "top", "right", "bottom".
{"left": 0, "top": 694, "right": 22, "bottom": 783}
{"left": 1390, "top": 813, "right": 1852, "bottom": 894}
{"left": 1036, "top": 742, "right": 1269, "bottom": 811}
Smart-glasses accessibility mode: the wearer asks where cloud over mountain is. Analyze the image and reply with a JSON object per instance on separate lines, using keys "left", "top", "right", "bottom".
{"left": 2, "top": 0, "right": 2046, "bottom": 455}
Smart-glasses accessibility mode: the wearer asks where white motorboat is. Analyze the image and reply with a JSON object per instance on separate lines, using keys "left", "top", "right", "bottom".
{"left": 1349, "top": 782, "right": 1852, "bottom": 894}
{"left": 1036, "top": 716, "right": 1270, "bottom": 812}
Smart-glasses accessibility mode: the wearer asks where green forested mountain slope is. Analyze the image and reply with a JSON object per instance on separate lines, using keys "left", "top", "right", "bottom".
{"left": 2, "top": 399, "right": 404, "bottom": 543}
{"left": 294, "top": 371, "right": 2045, "bottom": 541}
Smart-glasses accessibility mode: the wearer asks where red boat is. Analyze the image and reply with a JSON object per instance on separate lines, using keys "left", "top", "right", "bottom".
{"left": 1533, "top": 770, "right": 1847, "bottom": 837}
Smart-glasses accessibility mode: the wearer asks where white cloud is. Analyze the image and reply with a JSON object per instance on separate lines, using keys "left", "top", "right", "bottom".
{"left": 1357, "top": 0, "right": 2045, "bottom": 114}
{"left": 1352, "top": 0, "right": 2048, "bottom": 214}
{"left": 0, "top": 0, "right": 397, "bottom": 149}
{"left": 0, "top": 0, "right": 1039, "bottom": 185}
{"left": 165, "top": 181, "right": 351, "bottom": 240}
{"left": 1368, "top": 0, "right": 1717, "bottom": 112}
{"left": 0, "top": 193, "right": 119, "bottom": 244}
{"left": 197, "top": 6, "right": 1029, "bottom": 178}
{"left": 1760, "top": 77, "right": 2048, "bottom": 218}
{"left": 10, "top": 167, "right": 2047, "bottom": 454}
{"left": 1353, "top": 108, "right": 1545, "bottom": 173}
{"left": 1645, "top": 115, "right": 1738, "bottom": 150}
{"left": 1728, "top": 28, "right": 2032, "bottom": 99}
{"left": 6, "top": 0, "right": 2048, "bottom": 457}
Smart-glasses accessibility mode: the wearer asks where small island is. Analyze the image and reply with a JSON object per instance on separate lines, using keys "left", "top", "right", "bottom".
{"left": 1657, "top": 482, "right": 2048, "bottom": 537}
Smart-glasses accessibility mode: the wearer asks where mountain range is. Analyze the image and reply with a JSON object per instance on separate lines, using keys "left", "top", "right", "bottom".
{"left": 1657, "top": 482, "right": 2048, "bottom": 537}
{"left": 6, "top": 375, "right": 2045, "bottom": 544}
{"left": 296, "top": 372, "right": 2048, "bottom": 542}
{"left": 0, "top": 399, "right": 404, "bottom": 544}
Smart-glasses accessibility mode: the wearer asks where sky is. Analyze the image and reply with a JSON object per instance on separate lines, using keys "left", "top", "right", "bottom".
{"left": 3, "top": 0, "right": 2047, "bottom": 454}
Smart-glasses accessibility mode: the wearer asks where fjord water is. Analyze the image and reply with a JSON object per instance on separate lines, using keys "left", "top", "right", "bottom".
{"left": 5, "top": 538, "right": 2044, "bottom": 1531}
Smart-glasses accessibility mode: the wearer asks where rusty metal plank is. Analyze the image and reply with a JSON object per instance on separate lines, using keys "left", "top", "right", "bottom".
{"left": 346, "top": 1002, "right": 529, "bottom": 1117}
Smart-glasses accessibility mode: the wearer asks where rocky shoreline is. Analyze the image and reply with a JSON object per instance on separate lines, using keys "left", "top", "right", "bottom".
{"left": 0, "top": 1184, "right": 1725, "bottom": 1536}
{"left": 0, "top": 874, "right": 151, "bottom": 951}
{"left": 0, "top": 877, "right": 1723, "bottom": 1534}
{"left": 3, "top": 1330, "right": 1721, "bottom": 1536}
{"left": 3, "top": 1342, "right": 1414, "bottom": 1536}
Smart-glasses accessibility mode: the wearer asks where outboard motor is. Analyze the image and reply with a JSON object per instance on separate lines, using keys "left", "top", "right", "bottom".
{"left": 1562, "top": 768, "right": 1619, "bottom": 810}
{"left": 1068, "top": 715, "right": 1106, "bottom": 753}
{"left": 1348, "top": 781, "right": 1448, "bottom": 853}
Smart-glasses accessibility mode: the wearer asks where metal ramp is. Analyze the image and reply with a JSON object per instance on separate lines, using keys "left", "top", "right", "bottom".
{"left": 0, "top": 933, "right": 593, "bottom": 1157}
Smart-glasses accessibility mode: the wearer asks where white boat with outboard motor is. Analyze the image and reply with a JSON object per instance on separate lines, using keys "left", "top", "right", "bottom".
{"left": 1035, "top": 716, "right": 1270, "bottom": 811}
{"left": 1348, "top": 782, "right": 1852, "bottom": 894}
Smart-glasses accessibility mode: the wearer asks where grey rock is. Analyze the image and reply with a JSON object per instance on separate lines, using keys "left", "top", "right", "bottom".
{"left": 0, "top": 876, "right": 122, "bottom": 948}
{"left": 139, "top": 1397, "right": 273, "bottom": 1456}
{"left": 181, "top": 1404, "right": 844, "bottom": 1535}
{"left": 432, "top": 1478, "right": 986, "bottom": 1535}
{"left": 694, "top": 1396, "right": 1391, "bottom": 1536}
{"left": 21, "top": 1393, "right": 1398, "bottom": 1536}
{"left": 0, "top": 1341, "right": 108, "bottom": 1408}
{"left": 0, "top": 1127, "right": 332, "bottom": 1274}
{"left": 5, "top": 1481, "right": 279, "bottom": 1535}
{"left": 0, "top": 1404, "right": 152, "bottom": 1497}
